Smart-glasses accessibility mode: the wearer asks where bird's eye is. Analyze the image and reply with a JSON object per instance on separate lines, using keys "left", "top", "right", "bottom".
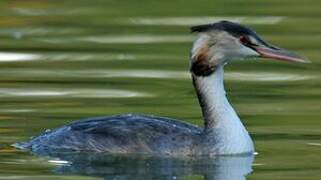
{"left": 239, "top": 36, "right": 250, "bottom": 45}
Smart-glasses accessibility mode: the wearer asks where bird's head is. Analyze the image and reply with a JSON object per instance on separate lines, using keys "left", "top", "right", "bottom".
{"left": 190, "top": 21, "right": 309, "bottom": 76}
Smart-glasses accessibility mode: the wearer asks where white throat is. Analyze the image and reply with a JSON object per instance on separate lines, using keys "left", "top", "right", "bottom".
{"left": 192, "top": 65, "right": 254, "bottom": 154}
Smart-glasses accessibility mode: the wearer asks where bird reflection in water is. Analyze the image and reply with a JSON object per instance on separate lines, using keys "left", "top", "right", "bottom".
{"left": 42, "top": 151, "right": 254, "bottom": 180}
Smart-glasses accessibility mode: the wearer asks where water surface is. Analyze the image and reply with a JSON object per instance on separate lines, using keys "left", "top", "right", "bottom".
{"left": 0, "top": 0, "right": 320, "bottom": 179}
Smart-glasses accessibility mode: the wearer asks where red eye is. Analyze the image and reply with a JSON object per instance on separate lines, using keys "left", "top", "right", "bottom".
{"left": 239, "top": 36, "right": 249, "bottom": 44}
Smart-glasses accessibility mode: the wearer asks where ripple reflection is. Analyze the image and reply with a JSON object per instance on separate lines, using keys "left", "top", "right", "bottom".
{"left": 125, "top": 16, "right": 284, "bottom": 26}
{"left": 80, "top": 35, "right": 191, "bottom": 44}
{"left": 0, "top": 52, "right": 40, "bottom": 62}
{"left": 0, "top": 69, "right": 312, "bottom": 81}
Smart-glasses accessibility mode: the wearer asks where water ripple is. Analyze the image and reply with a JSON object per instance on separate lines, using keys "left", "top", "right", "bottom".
{"left": 80, "top": 35, "right": 191, "bottom": 44}
{"left": 125, "top": 16, "right": 285, "bottom": 26}
{"left": 226, "top": 72, "right": 311, "bottom": 81}
{"left": 0, "top": 88, "right": 152, "bottom": 98}
{"left": 307, "top": 142, "right": 321, "bottom": 147}
{"left": 0, "top": 69, "right": 312, "bottom": 81}
{"left": 0, "top": 52, "right": 40, "bottom": 62}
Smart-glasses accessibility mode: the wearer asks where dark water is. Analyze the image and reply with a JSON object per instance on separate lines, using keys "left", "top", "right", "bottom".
{"left": 0, "top": 0, "right": 320, "bottom": 179}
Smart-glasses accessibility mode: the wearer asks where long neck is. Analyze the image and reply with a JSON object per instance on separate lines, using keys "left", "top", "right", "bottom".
{"left": 193, "top": 65, "right": 239, "bottom": 130}
{"left": 192, "top": 65, "right": 254, "bottom": 154}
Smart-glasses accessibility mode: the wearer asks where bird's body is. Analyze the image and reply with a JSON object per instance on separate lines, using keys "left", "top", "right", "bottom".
{"left": 16, "top": 114, "right": 201, "bottom": 155}
{"left": 15, "top": 113, "right": 252, "bottom": 156}
{"left": 14, "top": 21, "right": 307, "bottom": 156}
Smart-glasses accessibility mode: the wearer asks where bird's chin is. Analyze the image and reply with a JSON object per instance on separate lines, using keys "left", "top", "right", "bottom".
{"left": 229, "top": 54, "right": 259, "bottom": 62}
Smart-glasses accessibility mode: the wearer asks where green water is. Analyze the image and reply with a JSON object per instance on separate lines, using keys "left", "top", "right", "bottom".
{"left": 0, "top": 0, "right": 320, "bottom": 179}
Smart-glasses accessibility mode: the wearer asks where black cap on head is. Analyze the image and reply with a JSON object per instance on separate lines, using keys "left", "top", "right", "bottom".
{"left": 191, "top": 21, "right": 272, "bottom": 48}
{"left": 190, "top": 21, "right": 255, "bottom": 36}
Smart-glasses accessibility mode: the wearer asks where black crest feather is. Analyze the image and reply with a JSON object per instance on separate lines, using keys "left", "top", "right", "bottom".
{"left": 191, "top": 21, "right": 255, "bottom": 37}
{"left": 190, "top": 20, "right": 270, "bottom": 47}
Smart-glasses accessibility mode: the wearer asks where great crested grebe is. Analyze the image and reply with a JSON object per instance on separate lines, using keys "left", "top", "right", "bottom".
{"left": 14, "top": 21, "right": 308, "bottom": 156}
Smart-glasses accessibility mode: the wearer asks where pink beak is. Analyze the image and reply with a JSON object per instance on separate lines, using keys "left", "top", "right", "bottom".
{"left": 253, "top": 46, "right": 310, "bottom": 63}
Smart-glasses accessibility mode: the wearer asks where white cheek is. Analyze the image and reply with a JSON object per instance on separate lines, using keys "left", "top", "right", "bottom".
{"left": 237, "top": 45, "right": 260, "bottom": 58}
{"left": 224, "top": 40, "right": 259, "bottom": 61}
{"left": 211, "top": 51, "right": 225, "bottom": 64}
{"left": 191, "top": 34, "right": 211, "bottom": 59}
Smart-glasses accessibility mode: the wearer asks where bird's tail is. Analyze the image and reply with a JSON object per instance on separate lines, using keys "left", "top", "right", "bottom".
{"left": 11, "top": 141, "right": 32, "bottom": 150}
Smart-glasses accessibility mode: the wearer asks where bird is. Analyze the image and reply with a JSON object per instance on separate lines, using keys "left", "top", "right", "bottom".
{"left": 13, "top": 21, "right": 308, "bottom": 156}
